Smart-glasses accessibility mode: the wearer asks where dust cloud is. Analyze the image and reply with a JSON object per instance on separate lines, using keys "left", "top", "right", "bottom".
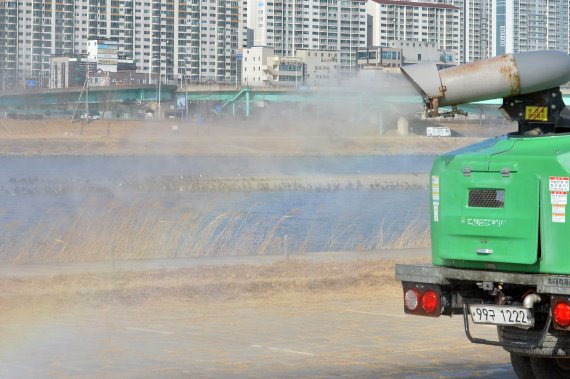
{"left": 0, "top": 69, "right": 519, "bottom": 377}
{"left": 0, "top": 71, "right": 434, "bottom": 264}
{"left": 0, "top": 68, "right": 513, "bottom": 267}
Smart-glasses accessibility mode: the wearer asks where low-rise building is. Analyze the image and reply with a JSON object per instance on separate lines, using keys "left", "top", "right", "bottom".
{"left": 87, "top": 71, "right": 152, "bottom": 87}
{"left": 50, "top": 55, "right": 147, "bottom": 89}
{"left": 295, "top": 50, "right": 340, "bottom": 87}
{"left": 49, "top": 57, "right": 96, "bottom": 89}
{"left": 357, "top": 46, "right": 403, "bottom": 70}
{"left": 242, "top": 47, "right": 339, "bottom": 88}
{"left": 357, "top": 40, "right": 456, "bottom": 72}
{"left": 242, "top": 47, "right": 276, "bottom": 87}
{"left": 389, "top": 40, "right": 455, "bottom": 64}
{"left": 87, "top": 39, "right": 119, "bottom": 73}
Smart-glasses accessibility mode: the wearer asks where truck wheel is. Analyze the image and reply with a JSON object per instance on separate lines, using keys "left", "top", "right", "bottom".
{"left": 510, "top": 353, "right": 536, "bottom": 379}
{"left": 530, "top": 357, "right": 570, "bottom": 378}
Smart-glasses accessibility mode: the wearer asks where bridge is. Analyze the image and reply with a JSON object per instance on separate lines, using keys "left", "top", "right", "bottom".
{"left": 1, "top": 84, "right": 569, "bottom": 121}
{"left": 0, "top": 84, "right": 419, "bottom": 120}
{"left": 0, "top": 85, "right": 177, "bottom": 118}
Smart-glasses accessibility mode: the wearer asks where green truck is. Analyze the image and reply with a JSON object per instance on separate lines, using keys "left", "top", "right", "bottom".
{"left": 396, "top": 50, "right": 570, "bottom": 378}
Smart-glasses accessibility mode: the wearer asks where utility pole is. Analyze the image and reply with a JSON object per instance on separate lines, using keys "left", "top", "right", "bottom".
{"left": 148, "top": 55, "right": 151, "bottom": 84}
{"left": 158, "top": 72, "right": 162, "bottom": 120}
{"left": 81, "top": 66, "right": 89, "bottom": 135}
{"left": 86, "top": 68, "right": 89, "bottom": 117}
{"left": 185, "top": 74, "right": 188, "bottom": 120}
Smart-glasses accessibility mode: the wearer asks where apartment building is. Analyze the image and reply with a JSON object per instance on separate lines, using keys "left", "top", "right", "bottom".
{"left": 446, "top": 0, "right": 570, "bottom": 62}
{"left": 370, "top": 0, "right": 569, "bottom": 64}
{"left": 511, "top": 0, "right": 569, "bottom": 53}
{"left": 0, "top": 0, "right": 75, "bottom": 89}
{"left": 443, "top": 0, "right": 501, "bottom": 62}
{"left": 465, "top": 0, "right": 493, "bottom": 60}
{"left": 366, "top": 0, "right": 461, "bottom": 64}
{"left": 4, "top": 0, "right": 570, "bottom": 90}
{"left": 247, "top": 0, "right": 367, "bottom": 78}
{"left": 0, "top": 1, "right": 18, "bottom": 90}
{"left": 1, "top": 0, "right": 248, "bottom": 89}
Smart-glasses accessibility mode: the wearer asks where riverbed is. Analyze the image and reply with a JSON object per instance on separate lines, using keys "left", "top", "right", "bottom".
{"left": 0, "top": 155, "right": 434, "bottom": 263}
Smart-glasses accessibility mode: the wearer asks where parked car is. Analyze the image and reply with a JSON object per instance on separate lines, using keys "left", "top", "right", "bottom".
{"left": 80, "top": 113, "right": 101, "bottom": 120}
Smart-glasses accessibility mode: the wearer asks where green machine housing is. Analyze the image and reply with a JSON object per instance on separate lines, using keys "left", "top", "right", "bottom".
{"left": 431, "top": 83, "right": 570, "bottom": 274}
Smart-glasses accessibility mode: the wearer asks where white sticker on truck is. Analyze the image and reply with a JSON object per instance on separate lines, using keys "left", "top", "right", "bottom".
{"left": 432, "top": 176, "right": 439, "bottom": 202}
{"left": 549, "top": 177, "right": 570, "bottom": 192}
{"left": 432, "top": 176, "right": 439, "bottom": 223}
{"left": 549, "top": 178, "right": 568, "bottom": 223}
{"left": 552, "top": 205, "right": 566, "bottom": 223}
{"left": 461, "top": 217, "right": 507, "bottom": 227}
{"left": 551, "top": 191, "right": 568, "bottom": 205}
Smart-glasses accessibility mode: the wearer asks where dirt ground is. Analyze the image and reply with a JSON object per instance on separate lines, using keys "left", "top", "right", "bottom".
{"left": 0, "top": 255, "right": 515, "bottom": 378}
{"left": 0, "top": 118, "right": 512, "bottom": 156}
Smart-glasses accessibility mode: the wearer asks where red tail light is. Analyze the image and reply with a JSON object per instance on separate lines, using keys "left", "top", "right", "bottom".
{"left": 553, "top": 301, "right": 570, "bottom": 328}
{"left": 421, "top": 290, "right": 438, "bottom": 313}
{"left": 402, "top": 284, "right": 447, "bottom": 317}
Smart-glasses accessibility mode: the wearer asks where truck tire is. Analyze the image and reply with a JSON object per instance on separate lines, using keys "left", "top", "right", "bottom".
{"left": 510, "top": 353, "right": 536, "bottom": 379}
{"left": 499, "top": 326, "right": 570, "bottom": 357}
{"left": 530, "top": 357, "right": 570, "bottom": 379}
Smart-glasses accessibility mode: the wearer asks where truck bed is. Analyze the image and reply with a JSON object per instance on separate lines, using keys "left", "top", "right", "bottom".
{"left": 395, "top": 264, "right": 570, "bottom": 295}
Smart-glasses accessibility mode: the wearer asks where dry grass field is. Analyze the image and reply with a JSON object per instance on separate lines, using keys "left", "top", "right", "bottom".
{"left": 2, "top": 200, "right": 430, "bottom": 264}
{"left": 0, "top": 118, "right": 497, "bottom": 156}
{"left": 0, "top": 258, "right": 420, "bottom": 306}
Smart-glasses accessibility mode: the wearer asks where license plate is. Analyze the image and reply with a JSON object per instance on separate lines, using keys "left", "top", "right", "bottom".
{"left": 469, "top": 304, "right": 533, "bottom": 327}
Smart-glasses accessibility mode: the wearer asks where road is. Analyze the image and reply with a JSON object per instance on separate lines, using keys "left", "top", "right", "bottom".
{"left": 0, "top": 250, "right": 517, "bottom": 379}
{"left": 0, "top": 249, "right": 431, "bottom": 278}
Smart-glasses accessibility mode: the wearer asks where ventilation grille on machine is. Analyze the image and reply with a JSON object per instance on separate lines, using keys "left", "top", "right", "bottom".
{"left": 468, "top": 189, "right": 505, "bottom": 208}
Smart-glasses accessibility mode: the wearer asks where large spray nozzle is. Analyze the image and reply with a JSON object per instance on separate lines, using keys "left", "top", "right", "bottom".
{"left": 402, "top": 50, "right": 570, "bottom": 118}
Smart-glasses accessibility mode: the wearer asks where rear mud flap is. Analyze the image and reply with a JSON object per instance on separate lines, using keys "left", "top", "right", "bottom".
{"left": 462, "top": 304, "right": 551, "bottom": 349}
